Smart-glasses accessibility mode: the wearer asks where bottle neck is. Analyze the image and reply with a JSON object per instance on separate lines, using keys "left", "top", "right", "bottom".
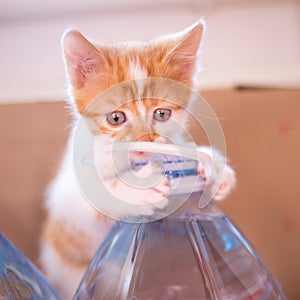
{"left": 168, "top": 192, "right": 224, "bottom": 218}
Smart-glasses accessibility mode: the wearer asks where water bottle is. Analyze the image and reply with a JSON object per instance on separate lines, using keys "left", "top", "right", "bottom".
{"left": 0, "top": 234, "right": 60, "bottom": 300}
{"left": 74, "top": 143, "right": 286, "bottom": 300}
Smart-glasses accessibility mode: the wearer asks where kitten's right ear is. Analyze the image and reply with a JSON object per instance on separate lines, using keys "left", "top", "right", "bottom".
{"left": 62, "top": 29, "right": 105, "bottom": 89}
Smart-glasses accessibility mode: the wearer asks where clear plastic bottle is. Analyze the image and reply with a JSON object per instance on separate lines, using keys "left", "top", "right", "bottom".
{"left": 0, "top": 234, "right": 60, "bottom": 300}
{"left": 74, "top": 151, "right": 287, "bottom": 300}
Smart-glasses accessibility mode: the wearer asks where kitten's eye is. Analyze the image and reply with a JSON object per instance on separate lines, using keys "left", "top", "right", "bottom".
{"left": 106, "top": 111, "right": 126, "bottom": 126}
{"left": 153, "top": 108, "right": 172, "bottom": 122}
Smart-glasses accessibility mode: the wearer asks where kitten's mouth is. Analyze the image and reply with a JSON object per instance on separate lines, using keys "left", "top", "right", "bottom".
{"left": 129, "top": 151, "right": 151, "bottom": 159}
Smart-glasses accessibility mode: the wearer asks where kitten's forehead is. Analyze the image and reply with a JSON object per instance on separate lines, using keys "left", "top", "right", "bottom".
{"left": 128, "top": 60, "right": 147, "bottom": 103}
{"left": 129, "top": 60, "right": 147, "bottom": 81}
{"left": 114, "top": 98, "right": 180, "bottom": 118}
{"left": 85, "top": 76, "right": 189, "bottom": 120}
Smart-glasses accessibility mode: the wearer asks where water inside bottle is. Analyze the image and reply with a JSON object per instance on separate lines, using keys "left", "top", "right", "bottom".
{"left": 74, "top": 198, "right": 286, "bottom": 300}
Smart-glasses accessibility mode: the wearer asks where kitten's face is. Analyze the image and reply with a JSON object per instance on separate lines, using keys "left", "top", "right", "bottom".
{"left": 62, "top": 22, "right": 203, "bottom": 146}
{"left": 91, "top": 98, "right": 189, "bottom": 149}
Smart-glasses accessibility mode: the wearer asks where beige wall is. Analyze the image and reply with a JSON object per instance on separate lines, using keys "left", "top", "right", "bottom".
{"left": 1, "top": 1, "right": 300, "bottom": 102}
{"left": 0, "top": 88, "right": 299, "bottom": 298}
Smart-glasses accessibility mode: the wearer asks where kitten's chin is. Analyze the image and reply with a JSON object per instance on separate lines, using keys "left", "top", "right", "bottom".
{"left": 129, "top": 151, "right": 151, "bottom": 160}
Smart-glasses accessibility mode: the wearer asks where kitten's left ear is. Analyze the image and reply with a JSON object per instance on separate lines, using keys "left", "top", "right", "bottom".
{"left": 62, "top": 29, "right": 106, "bottom": 89}
{"left": 163, "top": 20, "right": 205, "bottom": 83}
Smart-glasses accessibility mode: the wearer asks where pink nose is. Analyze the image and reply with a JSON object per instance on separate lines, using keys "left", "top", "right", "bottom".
{"left": 136, "top": 133, "right": 159, "bottom": 142}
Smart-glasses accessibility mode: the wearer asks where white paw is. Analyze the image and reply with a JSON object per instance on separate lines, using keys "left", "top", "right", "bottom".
{"left": 132, "top": 161, "right": 171, "bottom": 204}
{"left": 150, "top": 174, "right": 171, "bottom": 199}
{"left": 197, "top": 161, "right": 211, "bottom": 182}
{"left": 211, "top": 165, "right": 236, "bottom": 200}
{"left": 130, "top": 175, "right": 170, "bottom": 206}
{"left": 196, "top": 146, "right": 236, "bottom": 201}
{"left": 119, "top": 182, "right": 170, "bottom": 217}
{"left": 107, "top": 160, "right": 171, "bottom": 216}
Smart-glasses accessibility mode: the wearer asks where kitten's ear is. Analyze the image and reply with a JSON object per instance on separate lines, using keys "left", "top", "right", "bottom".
{"left": 62, "top": 29, "right": 105, "bottom": 89}
{"left": 164, "top": 20, "right": 204, "bottom": 83}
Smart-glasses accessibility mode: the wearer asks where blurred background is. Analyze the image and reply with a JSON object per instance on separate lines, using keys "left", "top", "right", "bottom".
{"left": 1, "top": 0, "right": 299, "bottom": 102}
{"left": 0, "top": 0, "right": 300, "bottom": 299}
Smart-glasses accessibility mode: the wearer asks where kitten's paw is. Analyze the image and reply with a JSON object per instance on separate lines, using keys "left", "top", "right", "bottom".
{"left": 134, "top": 161, "right": 171, "bottom": 203}
{"left": 116, "top": 160, "right": 170, "bottom": 211}
{"left": 137, "top": 175, "right": 170, "bottom": 208}
{"left": 150, "top": 175, "right": 171, "bottom": 198}
{"left": 105, "top": 160, "right": 171, "bottom": 217}
{"left": 150, "top": 196, "right": 169, "bottom": 210}
{"left": 197, "top": 161, "right": 209, "bottom": 181}
{"left": 122, "top": 180, "right": 169, "bottom": 216}
{"left": 196, "top": 146, "right": 236, "bottom": 201}
{"left": 212, "top": 165, "right": 236, "bottom": 200}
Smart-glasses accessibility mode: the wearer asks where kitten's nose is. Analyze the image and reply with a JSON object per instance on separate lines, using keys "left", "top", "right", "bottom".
{"left": 136, "top": 133, "right": 159, "bottom": 142}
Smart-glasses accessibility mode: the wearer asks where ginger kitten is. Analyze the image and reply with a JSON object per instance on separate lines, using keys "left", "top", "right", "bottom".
{"left": 40, "top": 21, "right": 236, "bottom": 299}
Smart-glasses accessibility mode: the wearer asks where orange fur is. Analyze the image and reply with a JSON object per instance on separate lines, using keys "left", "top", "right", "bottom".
{"left": 42, "top": 217, "right": 93, "bottom": 267}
